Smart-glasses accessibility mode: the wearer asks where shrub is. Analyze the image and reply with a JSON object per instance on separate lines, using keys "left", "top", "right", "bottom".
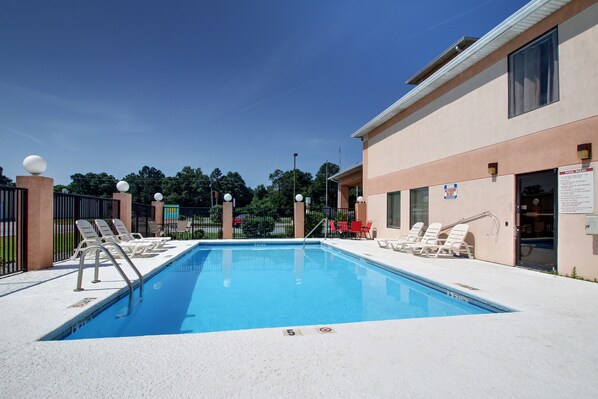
{"left": 193, "top": 229, "right": 205, "bottom": 239}
{"left": 210, "top": 206, "right": 223, "bottom": 224}
{"left": 336, "top": 211, "right": 347, "bottom": 221}
{"left": 305, "top": 211, "right": 325, "bottom": 237}
{"left": 241, "top": 216, "right": 275, "bottom": 238}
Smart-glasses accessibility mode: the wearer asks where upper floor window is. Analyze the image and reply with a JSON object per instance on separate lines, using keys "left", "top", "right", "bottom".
{"left": 508, "top": 28, "right": 559, "bottom": 118}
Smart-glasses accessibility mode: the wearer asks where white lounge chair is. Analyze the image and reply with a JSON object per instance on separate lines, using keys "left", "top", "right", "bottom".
{"left": 377, "top": 222, "right": 424, "bottom": 248}
{"left": 94, "top": 219, "right": 156, "bottom": 255}
{"left": 112, "top": 218, "right": 171, "bottom": 245}
{"left": 395, "top": 223, "right": 443, "bottom": 252}
{"left": 411, "top": 223, "right": 473, "bottom": 258}
{"left": 71, "top": 220, "right": 149, "bottom": 260}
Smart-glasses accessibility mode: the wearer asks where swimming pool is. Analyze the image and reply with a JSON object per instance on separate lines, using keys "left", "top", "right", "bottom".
{"left": 61, "top": 243, "right": 504, "bottom": 340}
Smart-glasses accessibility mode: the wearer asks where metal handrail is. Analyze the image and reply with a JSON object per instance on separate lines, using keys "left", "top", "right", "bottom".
{"left": 74, "top": 242, "right": 144, "bottom": 316}
{"left": 303, "top": 218, "right": 328, "bottom": 248}
{"left": 441, "top": 211, "right": 500, "bottom": 240}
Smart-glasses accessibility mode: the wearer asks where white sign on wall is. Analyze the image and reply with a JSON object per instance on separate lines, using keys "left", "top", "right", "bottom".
{"left": 443, "top": 183, "right": 458, "bottom": 200}
{"left": 558, "top": 167, "right": 594, "bottom": 214}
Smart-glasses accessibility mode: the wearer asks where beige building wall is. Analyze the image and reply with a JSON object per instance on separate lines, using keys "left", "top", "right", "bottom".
{"left": 557, "top": 160, "right": 598, "bottom": 278}
{"left": 361, "top": 1, "right": 598, "bottom": 277}
{"left": 366, "top": 2, "right": 598, "bottom": 179}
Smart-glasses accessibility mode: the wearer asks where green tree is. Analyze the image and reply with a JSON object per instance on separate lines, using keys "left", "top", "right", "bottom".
{"left": 220, "top": 171, "right": 253, "bottom": 207}
{"left": 308, "top": 162, "right": 339, "bottom": 208}
{"left": 162, "top": 166, "right": 210, "bottom": 206}
{"left": 0, "top": 166, "right": 14, "bottom": 186}
{"left": 67, "top": 172, "right": 117, "bottom": 197}
{"left": 123, "top": 166, "right": 165, "bottom": 204}
{"left": 266, "top": 168, "right": 312, "bottom": 209}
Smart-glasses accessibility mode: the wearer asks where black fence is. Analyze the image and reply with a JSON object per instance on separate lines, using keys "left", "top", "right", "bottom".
{"left": 132, "top": 202, "right": 156, "bottom": 237}
{"left": 163, "top": 206, "right": 222, "bottom": 239}
{"left": 0, "top": 186, "right": 27, "bottom": 276}
{"left": 53, "top": 193, "right": 120, "bottom": 262}
{"left": 233, "top": 207, "right": 294, "bottom": 239}
{"left": 305, "top": 206, "right": 355, "bottom": 237}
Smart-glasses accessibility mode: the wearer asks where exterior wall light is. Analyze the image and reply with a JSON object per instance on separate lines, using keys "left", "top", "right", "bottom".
{"left": 356, "top": 196, "right": 364, "bottom": 203}
{"left": 577, "top": 143, "right": 592, "bottom": 160}
{"left": 295, "top": 194, "right": 304, "bottom": 202}
{"left": 23, "top": 155, "right": 47, "bottom": 175}
{"left": 116, "top": 180, "right": 129, "bottom": 193}
{"left": 154, "top": 193, "right": 163, "bottom": 201}
{"left": 488, "top": 162, "right": 498, "bottom": 176}
{"left": 224, "top": 193, "right": 233, "bottom": 202}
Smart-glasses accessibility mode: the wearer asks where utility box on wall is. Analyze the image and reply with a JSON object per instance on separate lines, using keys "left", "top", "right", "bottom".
{"left": 585, "top": 215, "right": 598, "bottom": 235}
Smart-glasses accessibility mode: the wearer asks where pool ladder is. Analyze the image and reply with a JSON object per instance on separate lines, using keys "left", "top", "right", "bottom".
{"left": 74, "top": 243, "right": 144, "bottom": 315}
{"left": 303, "top": 218, "right": 328, "bottom": 248}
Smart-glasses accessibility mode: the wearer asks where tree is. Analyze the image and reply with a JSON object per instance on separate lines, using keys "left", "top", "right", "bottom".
{"left": 162, "top": 166, "right": 210, "bottom": 206}
{"left": 220, "top": 171, "right": 253, "bottom": 207}
{"left": 308, "top": 162, "right": 339, "bottom": 208}
{"left": 0, "top": 166, "right": 14, "bottom": 186}
{"left": 67, "top": 172, "right": 117, "bottom": 197}
{"left": 123, "top": 166, "right": 166, "bottom": 204}
{"left": 261, "top": 168, "right": 313, "bottom": 209}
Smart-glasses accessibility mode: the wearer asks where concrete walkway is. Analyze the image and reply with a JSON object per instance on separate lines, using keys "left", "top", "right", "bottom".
{"left": 1, "top": 239, "right": 597, "bottom": 398}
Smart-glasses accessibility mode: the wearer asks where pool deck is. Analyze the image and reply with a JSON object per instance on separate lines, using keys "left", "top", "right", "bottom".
{"left": 1, "top": 238, "right": 598, "bottom": 398}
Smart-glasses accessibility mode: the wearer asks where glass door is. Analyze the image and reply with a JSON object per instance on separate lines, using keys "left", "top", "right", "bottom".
{"left": 516, "top": 170, "right": 558, "bottom": 271}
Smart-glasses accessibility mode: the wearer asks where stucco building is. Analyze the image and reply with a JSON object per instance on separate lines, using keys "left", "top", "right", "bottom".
{"left": 351, "top": 0, "right": 598, "bottom": 278}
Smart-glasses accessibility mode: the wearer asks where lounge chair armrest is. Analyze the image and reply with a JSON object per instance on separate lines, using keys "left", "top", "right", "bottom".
{"left": 131, "top": 233, "right": 144, "bottom": 239}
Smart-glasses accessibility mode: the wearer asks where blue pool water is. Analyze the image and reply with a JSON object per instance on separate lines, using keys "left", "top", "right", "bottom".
{"left": 63, "top": 244, "right": 497, "bottom": 340}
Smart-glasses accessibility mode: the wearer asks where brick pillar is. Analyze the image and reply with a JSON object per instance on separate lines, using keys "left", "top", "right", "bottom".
{"left": 152, "top": 201, "right": 164, "bottom": 225}
{"left": 222, "top": 202, "right": 233, "bottom": 239}
{"left": 356, "top": 202, "right": 367, "bottom": 223}
{"left": 16, "top": 175, "right": 54, "bottom": 270}
{"left": 294, "top": 202, "right": 305, "bottom": 239}
{"left": 113, "top": 192, "right": 132, "bottom": 232}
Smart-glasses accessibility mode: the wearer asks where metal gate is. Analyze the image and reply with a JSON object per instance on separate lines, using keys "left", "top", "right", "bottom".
{"left": 53, "top": 193, "right": 120, "bottom": 262}
{"left": 0, "top": 186, "right": 27, "bottom": 276}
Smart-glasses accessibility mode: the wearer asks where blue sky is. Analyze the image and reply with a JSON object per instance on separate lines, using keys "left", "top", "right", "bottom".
{"left": 0, "top": 0, "right": 528, "bottom": 188}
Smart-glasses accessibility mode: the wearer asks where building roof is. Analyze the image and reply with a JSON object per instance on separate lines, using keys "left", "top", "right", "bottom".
{"left": 328, "top": 162, "right": 363, "bottom": 181}
{"left": 406, "top": 37, "right": 479, "bottom": 85}
{"left": 351, "top": 0, "right": 571, "bottom": 139}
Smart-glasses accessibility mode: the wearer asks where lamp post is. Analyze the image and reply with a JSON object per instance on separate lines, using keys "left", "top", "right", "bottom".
{"left": 293, "top": 153, "right": 298, "bottom": 201}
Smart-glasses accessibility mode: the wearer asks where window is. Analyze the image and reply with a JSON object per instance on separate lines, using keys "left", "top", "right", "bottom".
{"left": 410, "top": 187, "right": 429, "bottom": 227}
{"left": 509, "top": 28, "right": 559, "bottom": 117}
{"left": 387, "top": 191, "right": 401, "bottom": 228}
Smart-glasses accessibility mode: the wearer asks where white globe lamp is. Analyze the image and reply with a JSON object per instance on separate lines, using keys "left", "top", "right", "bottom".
{"left": 295, "top": 194, "right": 303, "bottom": 202}
{"left": 116, "top": 180, "right": 129, "bottom": 193}
{"left": 22, "top": 155, "right": 47, "bottom": 176}
{"left": 357, "top": 196, "right": 364, "bottom": 203}
{"left": 224, "top": 193, "right": 232, "bottom": 202}
{"left": 154, "top": 193, "right": 163, "bottom": 201}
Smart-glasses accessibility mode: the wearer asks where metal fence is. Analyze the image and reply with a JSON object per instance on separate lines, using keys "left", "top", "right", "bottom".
{"left": 53, "top": 193, "right": 120, "bottom": 262}
{"left": 163, "top": 206, "right": 222, "bottom": 239}
{"left": 0, "top": 186, "right": 27, "bottom": 276}
{"left": 132, "top": 202, "right": 155, "bottom": 237}
{"left": 233, "top": 207, "right": 293, "bottom": 239}
{"left": 307, "top": 206, "right": 355, "bottom": 237}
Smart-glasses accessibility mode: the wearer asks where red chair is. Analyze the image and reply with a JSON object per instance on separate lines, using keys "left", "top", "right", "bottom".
{"left": 361, "top": 221, "right": 373, "bottom": 239}
{"left": 337, "top": 221, "right": 349, "bottom": 238}
{"left": 349, "top": 220, "right": 363, "bottom": 239}
{"left": 328, "top": 220, "right": 339, "bottom": 237}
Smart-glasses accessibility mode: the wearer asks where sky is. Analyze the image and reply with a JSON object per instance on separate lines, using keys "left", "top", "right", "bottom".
{"left": 0, "top": 0, "right": 529, "bottom": 188}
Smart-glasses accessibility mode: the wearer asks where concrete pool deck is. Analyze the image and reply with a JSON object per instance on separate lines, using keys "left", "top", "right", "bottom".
{"left": 1, "top": 238, "right": 597, "bottom": 398}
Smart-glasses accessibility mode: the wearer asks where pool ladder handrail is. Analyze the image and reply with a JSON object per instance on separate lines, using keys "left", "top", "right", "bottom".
{"left": 441, "top": 211, "right": 500, "bottom": 241}
{"left": 303, "top": 218, "right": 328, "bottom": 248}
{"left": 74, "top": 242, "right": 144, "bottom": 315}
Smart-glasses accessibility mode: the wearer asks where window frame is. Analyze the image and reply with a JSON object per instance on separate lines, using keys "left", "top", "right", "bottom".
{"left": 410, "top": 187, "right": 429, "bottom": 228}
{"left": 386, "top": 191, "right": 401, "bottom": 229}
{"left": 508, "top": 28, "right": 559, "bottom": 118}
